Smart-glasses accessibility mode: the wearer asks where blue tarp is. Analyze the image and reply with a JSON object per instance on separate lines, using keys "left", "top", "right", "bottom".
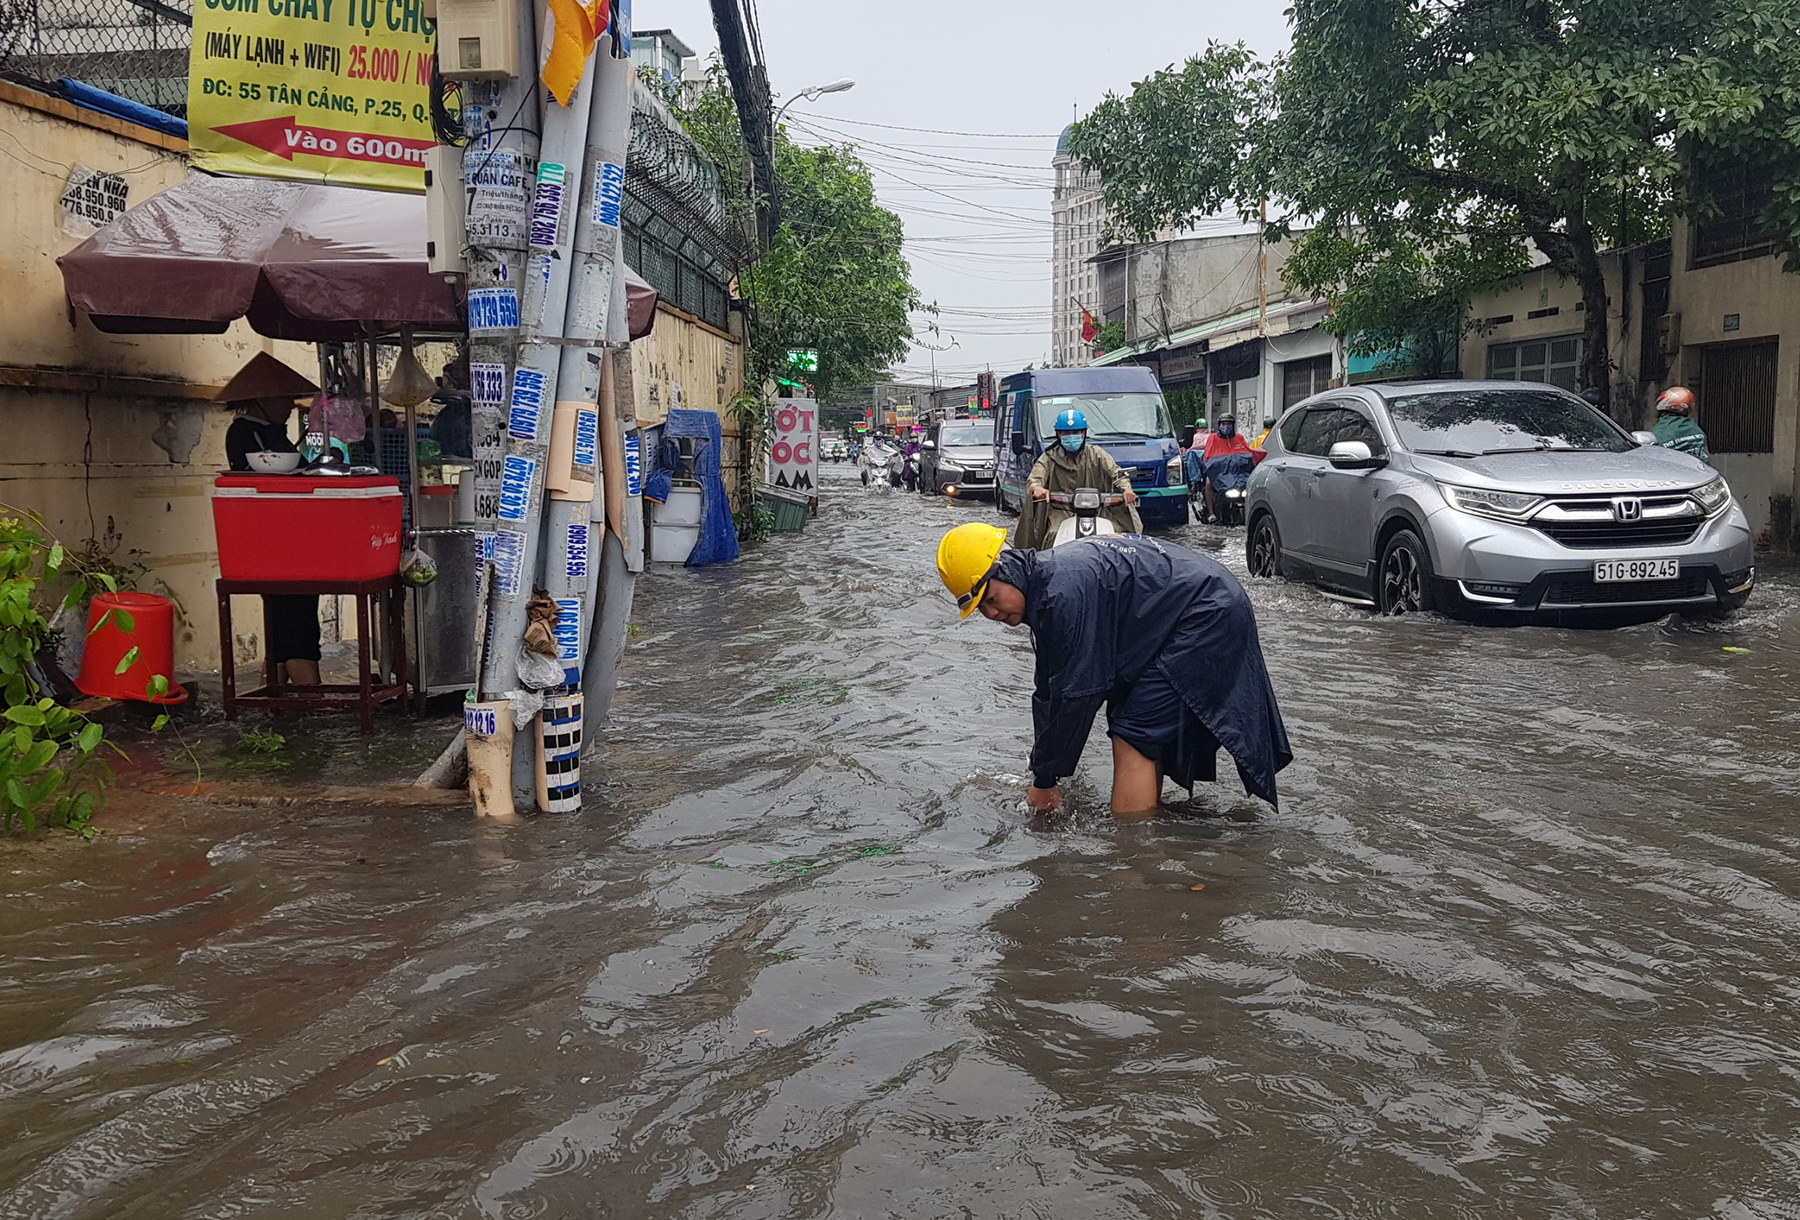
{"left": 642, "top": 408, "right": 739, "bottom": 566}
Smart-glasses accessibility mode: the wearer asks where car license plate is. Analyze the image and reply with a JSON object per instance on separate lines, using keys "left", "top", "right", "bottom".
{"left": 1594, "top": 558, "right": 1680, "bottom": 583}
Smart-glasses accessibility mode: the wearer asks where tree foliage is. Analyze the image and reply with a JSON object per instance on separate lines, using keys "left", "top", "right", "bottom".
{"left": 668, "top": 65, "right": 922, "bottom": 403}
{"left": 1070, "top": 0, "right": 1800, "bottom": 398}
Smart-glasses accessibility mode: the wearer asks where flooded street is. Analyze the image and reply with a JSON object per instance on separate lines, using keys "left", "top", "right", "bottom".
{"left": 7, "top": 467, "right": 1800, "bottom": 1219}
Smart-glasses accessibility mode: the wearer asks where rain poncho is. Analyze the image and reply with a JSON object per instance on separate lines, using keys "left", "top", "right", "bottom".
{"left": 1016, "top": 443, "right": 1141, "bottom": 550}
{"left": 1651, "top": 411, "right": 1711, "bottom": 462}
{"left": 989, "top": 536, "right": 1291, "bottom": 805}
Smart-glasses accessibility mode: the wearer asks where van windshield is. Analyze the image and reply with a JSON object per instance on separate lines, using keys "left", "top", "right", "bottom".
{"left": 1036, "top": 392, "right": 1172, "bottom": 441}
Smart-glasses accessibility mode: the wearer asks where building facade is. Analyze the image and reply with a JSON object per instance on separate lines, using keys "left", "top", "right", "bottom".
{"left": 1050, "top": 125, "right": 1107, "bottom": 368}
{"left": 1088, "top": 229, "right": 1337, "bottom": 428}
{"left": 1463, "top": 171, "right": 1800, "bottom": 549}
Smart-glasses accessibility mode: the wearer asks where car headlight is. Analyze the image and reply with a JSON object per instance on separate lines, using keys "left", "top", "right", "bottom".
{"left": 938, "top": 460, "right": 964, "bottom": 473}
{"left": 1166, "top": 455, "right": 1185, "bottom": 486}
{"left": 1692, "top": 476, "right": 1731, "bottom": 517}
{"left": 1439, "top": 483, "right": 1544, "bottom": 522}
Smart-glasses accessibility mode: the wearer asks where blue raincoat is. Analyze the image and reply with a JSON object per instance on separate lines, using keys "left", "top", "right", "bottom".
{"left": 989, "top": 535, "right": 1291, "bottom": 805}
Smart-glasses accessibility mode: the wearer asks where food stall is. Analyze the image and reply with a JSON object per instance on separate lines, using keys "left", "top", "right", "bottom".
{"left": 57, "top": 174, "right": 660, "bottom": 717}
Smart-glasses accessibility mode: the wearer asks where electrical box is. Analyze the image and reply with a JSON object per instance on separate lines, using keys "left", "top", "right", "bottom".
{"left": 434, "top": 0, "right": 521, "bottom": 80}
{"left": 425, "top": 145, "right": 467, "bottom": 276}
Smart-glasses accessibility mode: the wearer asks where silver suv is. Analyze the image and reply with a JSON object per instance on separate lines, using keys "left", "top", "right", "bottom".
{"left": 1244, "top": 381, "right": 1755, "bottom": 621}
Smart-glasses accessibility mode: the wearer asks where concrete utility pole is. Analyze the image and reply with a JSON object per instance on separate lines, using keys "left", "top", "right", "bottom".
{"left": 708, "top": 0, "right": 778, "bottom": 242}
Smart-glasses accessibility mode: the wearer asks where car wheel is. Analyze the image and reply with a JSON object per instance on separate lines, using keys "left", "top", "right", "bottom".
{"left": 1247, "top": 513, "right": 1282, "bottom": 577}
{"left": 1378, "top": 529, "right": 1436, "bottom": 615}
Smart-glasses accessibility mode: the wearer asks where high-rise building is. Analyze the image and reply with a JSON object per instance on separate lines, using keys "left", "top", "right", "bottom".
{"left": 1051, "top": 124, "right": 1108, "bottom": 368}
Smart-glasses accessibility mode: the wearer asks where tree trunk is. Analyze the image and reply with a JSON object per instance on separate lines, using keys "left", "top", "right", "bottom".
{"left": 1562, "top": 217, "right": 1613, "bottom": 412}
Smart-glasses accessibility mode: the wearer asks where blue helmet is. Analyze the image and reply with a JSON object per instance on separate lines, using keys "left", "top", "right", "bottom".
{"left": 1054, "top": 408, "right": 1088, "bottom": 433}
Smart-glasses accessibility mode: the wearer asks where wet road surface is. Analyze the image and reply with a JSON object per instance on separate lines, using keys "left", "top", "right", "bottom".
{"left": 6, "top": 467, "right": 1800, "bottom": 1218}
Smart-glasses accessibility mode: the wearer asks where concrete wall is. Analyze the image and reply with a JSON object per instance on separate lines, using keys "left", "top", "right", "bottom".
{"left": 0, "top": 82, "right": 317, "bottom": 675}
{"left": 1114, "top": 231, "right": 1296, "bottom": 347}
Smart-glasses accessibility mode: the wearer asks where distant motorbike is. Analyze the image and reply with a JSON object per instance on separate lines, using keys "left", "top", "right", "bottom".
{"left": 859, "top": 439, "right": 901, "bottom": 492}
{"left": 1046, "top": 487, "right": 1128, "bottom": 548}
{"left": 1198, "top": 452, "right": 1254, "bottom": 526}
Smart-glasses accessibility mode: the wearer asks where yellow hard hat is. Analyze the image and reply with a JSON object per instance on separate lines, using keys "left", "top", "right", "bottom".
{"left": 937, "top": 523, "right": 1007, "bottom": 619}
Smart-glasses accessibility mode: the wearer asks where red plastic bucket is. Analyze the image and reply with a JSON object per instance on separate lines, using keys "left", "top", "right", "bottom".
{"left": 75, "top": 592, "right": 189, "bottom": 704}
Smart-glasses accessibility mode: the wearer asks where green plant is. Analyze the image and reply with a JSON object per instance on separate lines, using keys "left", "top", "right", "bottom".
{"left": 1090, "top": 321, "right": 1128, "bottom": 355}
{"left": 0, "top": 514, "right": 117, "bottom": 837}
{"left": 236, "top": 729, "right": 287, "bottom": 754}
{"left": 735, "top": 500, "right": 776, "bottom": 546}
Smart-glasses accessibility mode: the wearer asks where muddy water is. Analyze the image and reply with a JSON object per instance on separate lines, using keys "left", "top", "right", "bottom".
{"left": 5, "top": 468, "right": 1800, "bottom": 1218}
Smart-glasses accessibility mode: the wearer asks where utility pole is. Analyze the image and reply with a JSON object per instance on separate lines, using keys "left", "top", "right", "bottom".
{"left": 709, "top": 0, "right": 778, "bottom": 243}
{"left": 1257, "top": 196, "right": 1269, "bottom": 337}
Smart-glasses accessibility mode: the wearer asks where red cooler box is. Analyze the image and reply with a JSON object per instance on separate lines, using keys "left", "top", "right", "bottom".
{"left": 212, "top": 475, "right": 403, "bottom": 582}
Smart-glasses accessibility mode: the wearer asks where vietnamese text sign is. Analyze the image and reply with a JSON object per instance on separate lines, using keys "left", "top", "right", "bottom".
{"left": 188, "top": 0, "right": 436, "bottom": 192}
{"left": 768, "top": 398, "right": 818, "bottom": 493}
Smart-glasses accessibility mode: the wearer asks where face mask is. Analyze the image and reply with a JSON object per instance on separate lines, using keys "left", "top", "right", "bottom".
{"left": 1059, "top": 434, "right": 1085, "bottom": 454}
{"left": 1218, "top": 423, "right": 1236, "bottom": 438}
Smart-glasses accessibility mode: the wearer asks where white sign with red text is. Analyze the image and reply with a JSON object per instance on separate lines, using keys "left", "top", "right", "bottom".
{"left": 768, "top": 397, "right": 818, "bottom": 493}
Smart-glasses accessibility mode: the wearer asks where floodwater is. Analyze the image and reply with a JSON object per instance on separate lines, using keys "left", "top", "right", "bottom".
{"left": 6, "top": 467, "right": 1800, "bottom": 1219}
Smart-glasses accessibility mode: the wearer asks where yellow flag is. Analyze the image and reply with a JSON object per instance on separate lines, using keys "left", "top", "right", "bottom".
{"left": 542, "top": 0, "right": 611, "bottom": 105}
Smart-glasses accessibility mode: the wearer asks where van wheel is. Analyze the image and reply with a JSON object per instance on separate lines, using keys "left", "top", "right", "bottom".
{"left": 1247, "top": 514, "right": 1281, "bottom": 577}
{"left": 1378, "top": 529, "right": 1436, "bottom": 615}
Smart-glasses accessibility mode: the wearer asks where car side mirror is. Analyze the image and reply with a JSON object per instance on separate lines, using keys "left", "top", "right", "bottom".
{"left": 1327, "top": 440, "right": 1386, "bottom": 470}
{"left": 1631, "top": 430, "right": 1658, "bottom": 446}
{"left": 922, "top": 439, "right": 936, "bottom": 450}
{"left": 1011, "top": 431, "right": 1027, "bottom": 455}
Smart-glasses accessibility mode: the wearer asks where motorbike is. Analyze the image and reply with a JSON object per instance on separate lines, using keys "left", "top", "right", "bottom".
{"left": 901, "top": 447, "right": 920, "bottom": 492}
{"left": 859, "top": 439, "right": 902, "bottom": 491}
{"left": 1197, "top": 452, "right": 1254, "bottom": 526}
{"left": 1046, "top": 487, "right": 1128, "bottom": 548}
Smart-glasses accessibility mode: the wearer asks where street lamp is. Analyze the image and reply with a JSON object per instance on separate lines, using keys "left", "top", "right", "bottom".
{"left": 773, "top": 78, "right": 855, "bottom": 129}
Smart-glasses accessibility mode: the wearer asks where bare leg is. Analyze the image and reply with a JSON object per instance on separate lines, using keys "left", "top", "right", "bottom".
{"left": 1110, "top": 735, "right": 1161, "bottom": 821}
{"left": 286, "top": 659, "right": 321, "bottom": 686}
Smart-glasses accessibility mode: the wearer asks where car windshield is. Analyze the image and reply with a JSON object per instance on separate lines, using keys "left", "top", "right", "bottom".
{"left": 1385, "top": 389, "right": 1632, "bottom": 455}
{"left": 939, "top": 423, "right": 991, "bottom": 447}
{"left": 1036, "top": 392, "right": 1172, "bottom": 440}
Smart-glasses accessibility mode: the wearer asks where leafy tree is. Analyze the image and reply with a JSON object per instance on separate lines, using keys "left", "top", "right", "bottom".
{"left": 668, "top": 65, "right": 922, "bottom": 404}
{"left": 1071, "top": 1, "right": 1800, "bottom": 400}
{"left": 1090, "top": 321, "right": 1128, "bottom": 355}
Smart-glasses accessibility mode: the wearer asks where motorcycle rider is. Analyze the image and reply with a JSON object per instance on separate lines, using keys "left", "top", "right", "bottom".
{"left": 1650, "top": 386, "right": 1711, "bottom": 461}
{"left": 1016, "top": 408, "right": 1141, "bottom": 550}
{"left": 1198, "top": 412, "right": 1254, "bottom": 523}
{"left": 935, "top": 522, "right": 1291, "bottom": 820}
{"left": 901, "top": 432, "right": 922, "bottom": 492}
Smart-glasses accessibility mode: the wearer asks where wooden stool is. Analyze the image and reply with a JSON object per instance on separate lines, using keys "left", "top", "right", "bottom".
{"left": 217, "top": 577, "right": 410, "bottom": 735}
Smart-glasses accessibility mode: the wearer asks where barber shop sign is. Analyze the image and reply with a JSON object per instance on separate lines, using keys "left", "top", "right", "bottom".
{"left": 768, "top": 398, "right": 818, "bottom": 493}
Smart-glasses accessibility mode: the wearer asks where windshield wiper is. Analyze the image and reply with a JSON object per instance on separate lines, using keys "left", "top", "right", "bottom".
{"left": 1412, "top": 448, "right": 1483, "bottom": 458}
{"left": 1480, "top": 446, "right": 1548, "bottom": 455}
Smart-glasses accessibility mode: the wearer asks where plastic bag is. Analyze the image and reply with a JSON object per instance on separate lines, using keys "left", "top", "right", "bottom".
{"left": 506, "top": 686, "right": 545, "bottom": 729}
{"left": 400, "top": 546, "right": 438, "bottom": 587}
{"left": 516, "top": 649, "right": 563, "bottom": 691}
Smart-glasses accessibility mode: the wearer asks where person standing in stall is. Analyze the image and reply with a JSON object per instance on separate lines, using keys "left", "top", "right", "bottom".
{"left": 219, "top": 353, "right": 324, "bottom": 688}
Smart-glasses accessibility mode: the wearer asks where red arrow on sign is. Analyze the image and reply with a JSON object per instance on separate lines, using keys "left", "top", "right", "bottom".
{"left": 211, "top": 115, "right": 434, "bottom": 168}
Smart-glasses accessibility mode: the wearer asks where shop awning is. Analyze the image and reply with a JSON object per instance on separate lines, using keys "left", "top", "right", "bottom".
{"left": 58, "top": 173, "right": 660, "bottom": 342}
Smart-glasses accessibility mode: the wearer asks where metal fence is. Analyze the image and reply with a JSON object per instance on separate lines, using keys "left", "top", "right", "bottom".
{"left": 0, "top": 0, "right": 192, "bottom": 117}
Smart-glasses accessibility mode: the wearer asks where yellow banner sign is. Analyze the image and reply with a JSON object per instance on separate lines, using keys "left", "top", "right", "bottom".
{"left": 188, "top": 0, "right": 437, "bottom": 193}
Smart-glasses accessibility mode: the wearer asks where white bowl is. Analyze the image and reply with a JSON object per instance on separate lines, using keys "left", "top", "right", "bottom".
{"left": 245, "top": 450, "right": 302, "bottom": 473}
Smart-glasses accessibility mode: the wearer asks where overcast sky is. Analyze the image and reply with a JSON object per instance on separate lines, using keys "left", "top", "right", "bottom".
{"left": 635, "top": 0, "right": 1292, "bottom": 385}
